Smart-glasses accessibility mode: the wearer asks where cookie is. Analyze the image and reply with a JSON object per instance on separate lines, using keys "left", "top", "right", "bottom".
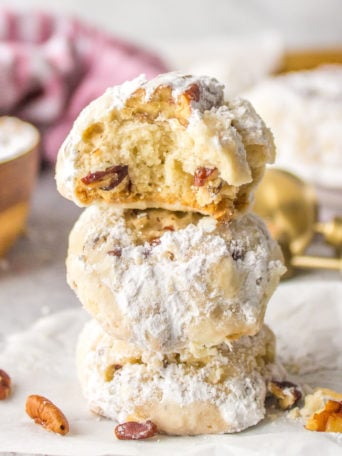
{"left": 67, "top": 206, "right": 285, "bottom": 352}
{"left": 77, "top": 319, "right": 278, "bottom": 435}
{"left": 56, "top": 72, "right": 275, "bottom": 219}
{"left": 246, "top": 65, "right": 342, "bottom": 187}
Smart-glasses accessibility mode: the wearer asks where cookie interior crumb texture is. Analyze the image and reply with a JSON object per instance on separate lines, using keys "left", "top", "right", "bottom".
{"left": 56, "top": 72, "right": 275, "bottom": 219}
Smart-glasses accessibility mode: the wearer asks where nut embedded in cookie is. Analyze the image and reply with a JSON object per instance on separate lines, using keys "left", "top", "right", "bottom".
{"left": 56, "top": 72, "right": 275, "bottom": 219}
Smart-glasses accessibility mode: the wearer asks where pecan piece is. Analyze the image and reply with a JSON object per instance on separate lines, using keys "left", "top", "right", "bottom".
{"left": 25, "top": 395, "right": 69, "bottom": 435}
{"left": 81, "top": 165, "right": 128, "bottom": 191}
{"left": 166, "top": 251, "right": 175, "bottom": 261}
{"left": 193, "top": 167, "right": 217, "bottom": 187}
{"left": 0, "top": 369, "right": 11, "bottom": 400}
{"left": 114, "top": 420, "right": 158, "bottom": 440}
{"left": 231, "top": 247, "right": 245, "bottom": 261}
{"left": 108, "top": 248, "right": 122, "bottom": 257}
{"left": 184, "top": 83, "right": 200, "bottom": 102}
{"left": 149, "top": 237, "right": 161, "bottom": 247}
{"left": 268, "top": 380, "right": 302, "bottom": 410}
{"left": 305, "top": 400, "right": 342, "bottom": 432}
{"left": 163, "top": 225, "right": 174, "bottom": 231}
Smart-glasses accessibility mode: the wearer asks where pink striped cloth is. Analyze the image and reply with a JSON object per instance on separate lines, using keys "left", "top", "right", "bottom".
{"left": 0, "top": 9, "right": 167, "bottom": 162}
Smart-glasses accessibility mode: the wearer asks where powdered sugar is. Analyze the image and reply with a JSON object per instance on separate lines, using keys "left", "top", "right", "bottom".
{"left": 56, "top": 71, "right": 274, "bottom": 204}
{"left": 67, "top": 207, "right": 285, "bottom": 352}
{"left": 77, "top": 320, "right": 278, "bottom": 433}
{"left": 266, "top": 280, "right": 342, "bottom": 377}
{"left": 0, "top": 284, "right": 341, "bottom": 452}
{"left": 245, "top": 65, "right": 342, "bottom": 187}
{"left": 102, "top": 72, "right": 225, "bottom": 112}
{"left": 0, "top": 116, "right": 39, "bottom": 162}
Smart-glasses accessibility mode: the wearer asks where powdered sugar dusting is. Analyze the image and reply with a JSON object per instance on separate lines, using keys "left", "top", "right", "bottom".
{"left": 67, "top": 207, "right": 285, "bottom": 352}
{"left": 0, "top": 116, "right": 39, "bottom": 162}
{"left": 77, "top": 320, "right": 278, "bottom": 433}
{"left": 105, "top": 74, "right": 147, "bottom": 109}
{"left": 1, "top": 289, "right": 341, "bottom": 451}
{"left": 245, "top": 65, "right": 342, "bottom": 187}
{"left": 143, "top": 72, "right": 224, "bottom": 110}
{"left": 56, "top": 71, "right": 274, "bottom": 205}
{"left": 104, "top": 72, "right": 224, "bottom": 112}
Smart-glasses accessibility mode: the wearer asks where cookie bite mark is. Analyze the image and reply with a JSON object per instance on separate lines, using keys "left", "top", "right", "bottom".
{"left": 56, "top": 72, "right": 275, "bottom": 219}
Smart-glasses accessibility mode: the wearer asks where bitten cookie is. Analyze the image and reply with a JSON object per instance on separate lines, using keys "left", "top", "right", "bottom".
{"left": 56, "top": 72, "right": 275, "bottom": 219}
{"left": 67, "top": 206, "right": 285, "bottom": 352}
{"left": 77, "top": 319, "right": 278, "bottom": 435}
{"left": 246, "top": 65, "right": 342, "bottom": 188}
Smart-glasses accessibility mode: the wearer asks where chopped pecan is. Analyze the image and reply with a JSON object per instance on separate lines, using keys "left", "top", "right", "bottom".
{"left": 142, "top": 248, "right": 151, "bottom": 259}
{"left": 184, "top": 83, "right": 200, "bottom": 102}
{"left": 166, "top": 251, "right": 175, "bottom": 261}
{"left": 268, "top": 380, "right": 302, "bottom": 410}
{"left": 193, "top": 167, "right": 217, "bottom": 187}
{"left": 114, "top": 420, "right": 158, "bottom": 440}
{"left": 0, "top": 369, "right": 11, "bottom": 400}
{"left": 305, "top": 400, "right": 342, "bottom": 432}
{"left": 104, "top": 364, "right": 123, "bottom": 381}
{"left": 108, "top": 248, "right": 122, "bottom": 257}
{"left": 149, "top": 237, "right": 161, "bottom": 247}
{"left": 231, "top": 248, "right": 245, "bottom": 261}
{"left": 81, "top": 165, "right": 128, "bottom": 191}
{"left": 25, "top": 395, "right": 69, "bottom": 435}
{"left": 163, "top": 225, "right": 175, "bottom": 231}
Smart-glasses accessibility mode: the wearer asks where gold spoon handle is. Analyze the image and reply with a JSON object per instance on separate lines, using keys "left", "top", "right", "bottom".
{"left": 314, "top": 217, "right": 342, "bottom": 250}
{"left": 291, "top": 255, "right": 342, "bottom": 271}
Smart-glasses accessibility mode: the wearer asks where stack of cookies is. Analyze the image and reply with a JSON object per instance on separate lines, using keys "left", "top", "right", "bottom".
{"left": 55, "top": 73, "right": 285, "bottom": 435}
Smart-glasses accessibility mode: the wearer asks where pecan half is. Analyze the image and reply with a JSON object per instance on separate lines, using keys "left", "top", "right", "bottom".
{"left": 81, "top": 165, "right": 128, "bottom": 191}
{"left": 0, "top": 369, "right": 11, "bottom": 400}
{"left": 25, "top": 395, "right": 69, "bottom": 435}
{"left": 305, "top": 400, "right": 342, "bottom": 432}
{"left": 114, "top": 420, "right": 158, "bottom": 440}
{"left": 268, "top": 380, "right": 302, "bottom": 410}
{"left": 193, "top": 167, "right": 217, "bottom": 187}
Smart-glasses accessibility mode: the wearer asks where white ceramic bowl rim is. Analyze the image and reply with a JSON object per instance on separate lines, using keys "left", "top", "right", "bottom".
{"left": 0, "top": 117, "right": 40, "bottom": 164}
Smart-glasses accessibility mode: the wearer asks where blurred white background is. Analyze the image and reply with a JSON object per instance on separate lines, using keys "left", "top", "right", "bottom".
{"left": 0, "top": 0, "right": 341, "bottom": 50}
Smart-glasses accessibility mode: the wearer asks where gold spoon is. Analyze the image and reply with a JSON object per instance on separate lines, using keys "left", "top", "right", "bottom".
{"left": 277, "top": 236, "right": 342, "bottom": 278}
{"left": 253, "top": 168, "right": 318, "bottom": 255}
